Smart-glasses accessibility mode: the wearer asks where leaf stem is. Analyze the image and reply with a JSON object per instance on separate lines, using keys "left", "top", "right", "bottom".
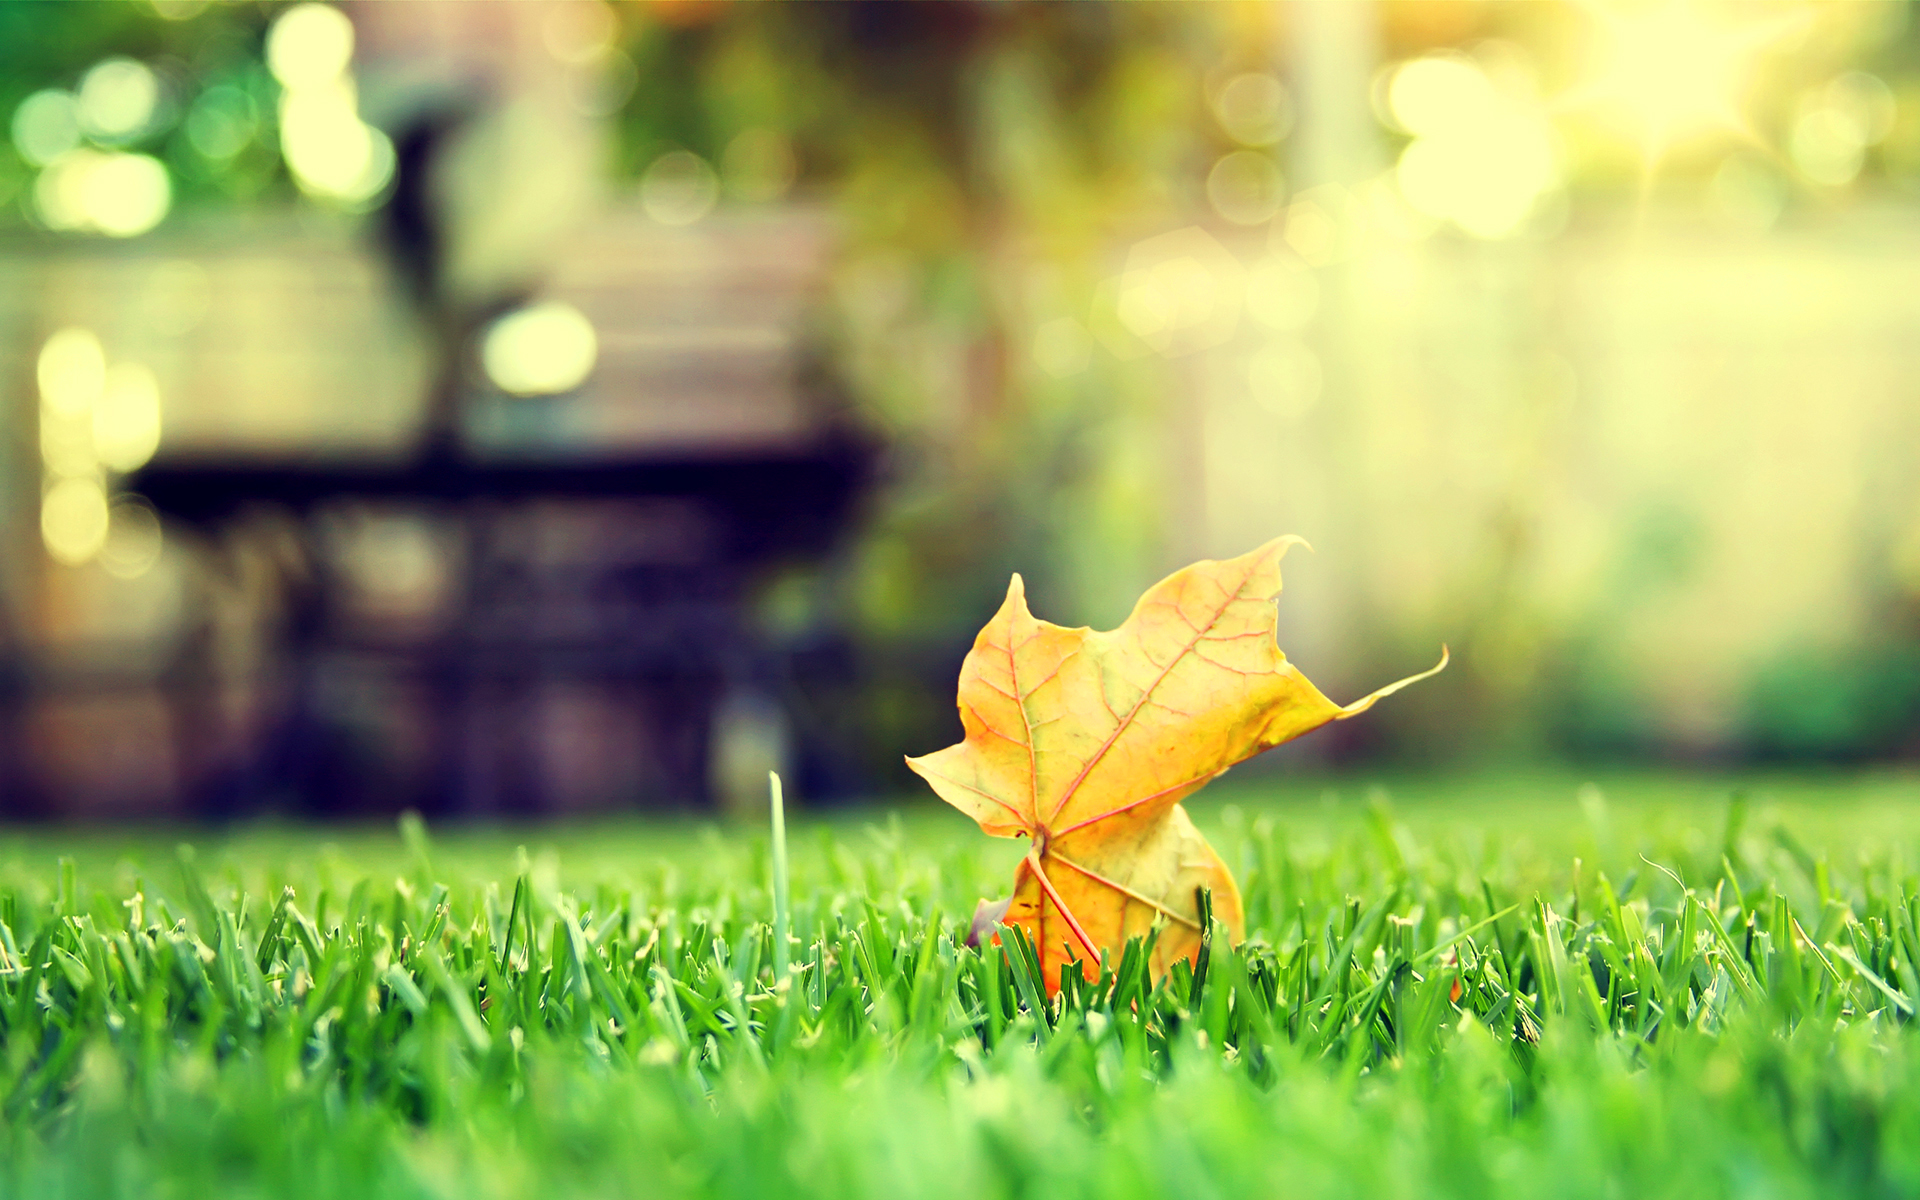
{"left": 1025, "top": 852, "right": 1102, "bottom": 970}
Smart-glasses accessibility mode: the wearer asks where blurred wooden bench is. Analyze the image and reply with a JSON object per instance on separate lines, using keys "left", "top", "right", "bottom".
{"left": 4, "top": 206, "right": 870, "bottom": 816}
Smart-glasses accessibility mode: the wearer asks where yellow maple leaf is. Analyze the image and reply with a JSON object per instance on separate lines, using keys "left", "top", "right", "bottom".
{"left": 907, "top": 537, "right": 1446, "bottom": 994}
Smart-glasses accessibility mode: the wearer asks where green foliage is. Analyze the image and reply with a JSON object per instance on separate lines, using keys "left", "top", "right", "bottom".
{"left": 0, "top": 1, "right": 294, "bottom": 217}
{"left": 1745, "top": 643, "right": 1920, "bottom": 760}
{"left": 2, "top": 784, "right": 1920, "bottom": 1198}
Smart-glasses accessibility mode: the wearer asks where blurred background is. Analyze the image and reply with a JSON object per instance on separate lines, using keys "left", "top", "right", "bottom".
{"left": 1, "top": 0, "right": 1917, "bottom": 822}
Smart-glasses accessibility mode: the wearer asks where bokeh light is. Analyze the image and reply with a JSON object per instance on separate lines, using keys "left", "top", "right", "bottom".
{"left": 94, "top": 363, "right": 163, "bottom": 474}
{"left": 279, "top": 84, "right": 394, "bottom": 203}
{"left": 546, "top": 3, "right": 635, "bottom": 116}
{"left": 269, "top": 3, "right": 395, "bottom": 204}
{"left": 1211, "top": 73, "right": 1293, "bottom": 147}
{"left": 1207, "top": 150, "right": 1286, "bottom": 226}
{"left": 1792, "top": 102, "right": 1867, "bottom": 187}
{"left": 567, "top": 47, "right": 639, "bottom": 117}
{"left": 722, "top": 129, "right": 798, "bottom": 203}
{"left": 39, "top": 330, "right": 106, "bottom": 488}
{"left": 33, "top": 150, "right": 173, "bottom": 236}
{"left": 34, "top": 150, "right": 103, "bottom": 230}
{"left": 91, "top": 153, "right": 170, "bottom": 236}
{"left": 330, "top": 513, "right": 447, "bottom": 616}
{"left": 1388, "top": 55, "right": 1499, "bottom": 138}
{"left": 99, "top": 497, "right": 165, "bottom": 581}
{"left": 185, "top": 86, "right": 259, "bottom": 160}
{"left": 482, "top": 301, "right": 599, "bottom": 396}
{"left": 11, "top": 90, "right": 82, "bottom": 166}
{"left": 641, "top": 150, "right": 719, "bottom": 225}
{"left": 77, "top": 58, "right": 161, "bottom": 142}
{"left": 266, "top": 4, "right": 356, "bottom": 91}
{"left": 41, "top": 476, "right": 111, "bottom": 567}
{"left": 40, "top": 405, "right": 96, "bottom": 480}
{"left": 1826, "top": 71, "right": 1898, "bottom": 143}
{"left": 1790, "top": 74, "right": 1895, "bottom": 188}
{"left": 1388, "top": 54, "right": 1557, "bottom": 239}
{"left": 1099, "top": 227, "right": 1245, "bottom": 358}
{"left": 38, "top": 328, "right": 107, "bottom": 420}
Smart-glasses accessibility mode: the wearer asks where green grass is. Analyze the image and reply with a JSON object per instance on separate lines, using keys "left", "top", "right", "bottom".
{"left": 3, "top": 770, "right": 1920, "bottom": 1199}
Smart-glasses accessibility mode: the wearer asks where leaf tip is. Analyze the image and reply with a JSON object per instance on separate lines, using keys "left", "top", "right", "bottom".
{"left": 1248, "top": 535, "right": 1313, "bottom": 575}
{"left": 1336, "top": 645, "right": 1449, "bottom": 719}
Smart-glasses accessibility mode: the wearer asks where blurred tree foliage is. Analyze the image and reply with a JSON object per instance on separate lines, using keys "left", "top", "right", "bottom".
{"left": 606, "top": 4, "right": 1275, "bottom": 783}
{"left": 0, "top": 0, "right": 291, "bottom": 216}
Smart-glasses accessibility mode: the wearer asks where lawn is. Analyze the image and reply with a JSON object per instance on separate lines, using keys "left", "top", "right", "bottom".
{"left": 3, "top": 769, "right": 1919, "bottom": 1199}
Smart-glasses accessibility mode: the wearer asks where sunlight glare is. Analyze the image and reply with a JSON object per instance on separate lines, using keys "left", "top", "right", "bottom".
{"left": 1571, "top": 2, "right": 1802, "bottom": 165}
{"left": 1605, "top": 9, "right": 1739, "bottom": 137}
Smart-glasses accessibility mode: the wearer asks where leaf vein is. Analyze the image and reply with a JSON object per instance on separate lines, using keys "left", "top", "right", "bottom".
{"left": 1040, "top": 555, "right": 1265, "bottom": 827}
{"left": 963, "top": 702, "right": 1028, "bottom": 748}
